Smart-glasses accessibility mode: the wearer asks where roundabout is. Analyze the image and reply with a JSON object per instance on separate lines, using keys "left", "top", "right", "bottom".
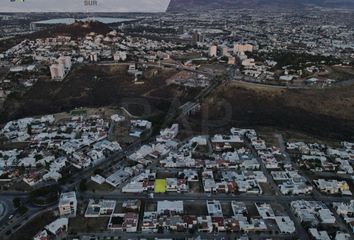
{"left": 0, "top": 200, "right": 8, "bottom": 222}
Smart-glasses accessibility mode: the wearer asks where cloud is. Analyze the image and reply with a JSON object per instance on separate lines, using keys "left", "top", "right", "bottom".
{"left": 0, "top": 0, "right": 170, "bottom": 12}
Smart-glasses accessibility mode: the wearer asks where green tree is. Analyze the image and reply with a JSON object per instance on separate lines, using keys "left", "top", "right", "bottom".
{"left": 27, "top": 124, "right": 32, "bottom": 135}
{"left": 12, "top": 198, "right": 21, "bottom": 208}
{"left": 18, "top": 206, "right": 28, "bottom": 215}
{"left": 79, "top": 179, "right": 87, "bottom": 192}
{"left": 93, "top": 168, "right": 103, "bottom": 175}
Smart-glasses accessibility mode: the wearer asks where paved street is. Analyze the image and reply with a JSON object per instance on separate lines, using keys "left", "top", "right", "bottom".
{"left": 80, "top": 190, "right": 353, "bottom": 203}
{"left": 70, "top": 231, "right": 294, "bottom": 240}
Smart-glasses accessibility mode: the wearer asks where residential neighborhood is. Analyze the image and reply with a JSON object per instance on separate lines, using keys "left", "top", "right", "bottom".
{"left": 0, "top": 2, "right": 354, "bottom": 240}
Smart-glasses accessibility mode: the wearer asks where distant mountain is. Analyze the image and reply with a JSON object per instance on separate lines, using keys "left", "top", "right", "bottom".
{"left": 167, "top": 0, "right": 354, "bottom": 11}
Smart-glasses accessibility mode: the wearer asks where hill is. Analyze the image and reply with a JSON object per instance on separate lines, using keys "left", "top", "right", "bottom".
{"left": 0, "top": 65, "right": 189, "bottom": 124}
{"left": 28, "top": 20, "right": 112, "bottom": 39}
{"left": 0, "top": 20, "right": 112, "bottom": 53}
{"left": 188, "top": 82, "right": 354, "bottom": 141}
{"left": 167, "top": 0, "right": 354, "bottom": 11}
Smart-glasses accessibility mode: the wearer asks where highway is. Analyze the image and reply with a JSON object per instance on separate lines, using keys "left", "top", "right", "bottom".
{"left": 179, "top": 79, "right": 221, "bottom": 117}
{"left": 96, "top": 60, "right": 216, "bottom": 78}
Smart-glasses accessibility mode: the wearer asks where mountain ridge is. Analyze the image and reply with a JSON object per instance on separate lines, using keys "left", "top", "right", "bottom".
{"left": 167, "top": 0, "right": 354, "bottom": 12}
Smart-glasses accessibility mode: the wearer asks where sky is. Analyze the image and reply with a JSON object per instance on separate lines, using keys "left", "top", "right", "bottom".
{"left": 0, "top": 0, "right": 170, "bottom": 12}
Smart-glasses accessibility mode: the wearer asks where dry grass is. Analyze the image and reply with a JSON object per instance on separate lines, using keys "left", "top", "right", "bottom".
{"left": 195, "top": 81, "right": 354, "bottom": 140}
{"left": 0, "top": 65, "right": 177, "bottom": 123}
{"left": 69, "top": 216, "right": 110, "bottom": 233}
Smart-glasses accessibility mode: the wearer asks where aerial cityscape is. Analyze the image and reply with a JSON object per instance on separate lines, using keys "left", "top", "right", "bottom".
{"left": 0, "top": 0, "right": 354, "bottom": 240}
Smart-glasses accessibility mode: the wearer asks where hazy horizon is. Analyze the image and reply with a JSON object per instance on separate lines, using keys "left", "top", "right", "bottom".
{"left": 0, "top": 0, "right": 170, "bottom": 13}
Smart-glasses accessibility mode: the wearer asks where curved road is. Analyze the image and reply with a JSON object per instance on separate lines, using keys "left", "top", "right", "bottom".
{"left": 0, "top": 201, "right": 6, "bottom": 220}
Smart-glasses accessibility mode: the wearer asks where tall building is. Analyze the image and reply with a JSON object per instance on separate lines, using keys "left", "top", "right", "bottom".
{"left": 50, "top": 56, "right": 72, "bottom": 80}
{"left": 242, "top": 58, "right": 256, "bottom": 67}
{"left": 192, "top": 31, "right": 204, "bottom": 43}
{"left": 113, "top": 51, "right": 127, "bottom": 62}
{"left": 228, "top": 56, "right": 236, "bottom": 65}
{"left": 234, "top": 43, "right": 253, "bottom": 53}
{"left": 58, "top": 56, "right": 72, "bottom": 71}
{"left": 58, "top": 191, "right": 77, "bottom": 217}
{"left": 90, "top": 53, "right": 98, "bottom": 62}
{"left": 50, "top": 63, "right": 65, "bottom": 80}
{"left": 209, "top": 45, "right": 218, "bottom": 57}
{"left": 222, "top": 46, "right": 229, "bottom": 56}
{"left": 177, "top": 25, "right": 184, "bottom": 35}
